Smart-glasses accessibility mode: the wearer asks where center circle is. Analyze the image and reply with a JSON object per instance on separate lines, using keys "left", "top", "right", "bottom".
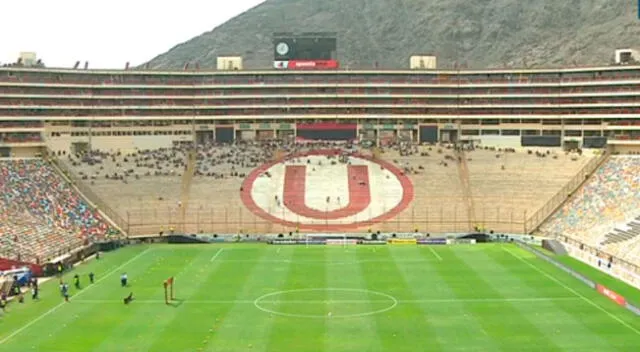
{"left": 253, "top": 288, "right": 398, "bottom": 319}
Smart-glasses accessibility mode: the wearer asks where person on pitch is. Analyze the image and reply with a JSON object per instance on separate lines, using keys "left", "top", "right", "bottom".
{"left": 73, "top": 274, "right": 81, "bottom": 289}
{"left": 31, "top": 284, "right": 39, "bottom": 300}
{"left": 120, "top": 273, "right": 128, "bottom": 287}
{"left": 62, "top": 283, "right": 70, "bottom": 302}
{"left": 123, "top": 292, "right": 134, "bottom": 305}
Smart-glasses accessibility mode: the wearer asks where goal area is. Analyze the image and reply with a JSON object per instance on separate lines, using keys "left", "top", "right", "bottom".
{"left": 305, "top": 234, "right": 359, "bottom": 248}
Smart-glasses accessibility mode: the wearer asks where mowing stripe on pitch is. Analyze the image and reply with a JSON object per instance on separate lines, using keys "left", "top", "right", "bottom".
{"left": 502, "top": 247, "right": 640, "bottom": 337}
{"left": 72, "top": 297, "right": 581, "bottom": 304}
{"left": 210, "top": 248, "right": 225, "bottom": 262}
{"left": 0, "top": 247, "right": 153, "bottom": 345}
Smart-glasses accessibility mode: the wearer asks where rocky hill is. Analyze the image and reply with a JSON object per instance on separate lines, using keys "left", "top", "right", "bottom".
{"left": 145, "top": 0, "right": 640, "bottom": 70}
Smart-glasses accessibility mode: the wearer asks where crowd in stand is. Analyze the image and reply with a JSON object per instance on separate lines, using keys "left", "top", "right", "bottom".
{"left": 0, "top": 159, "right": 114, "bottom": 263}
{"left": 67, "top": 140, "right": 459, "bottom": 186}
{"left": 539, "top": 156, "right": 640, "bottom": 264}
{"left": 69, "top": 141, "right": 281, "bottom": 183}
{"left": 64, "top": 139, "right": 585, "bottom": 185}
{"left": 64, "top": 140, "right": 578, "bottom": 207}
{"left": 0, "top": 139, "right": 588, "bottom": 266}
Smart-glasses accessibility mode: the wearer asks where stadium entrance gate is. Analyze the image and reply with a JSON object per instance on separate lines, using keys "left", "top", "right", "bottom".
{"left": 563, "top": 139, "right": 580, "bottom": 151}
{"left": 71, "top": 142, "right": 89, "bottom": 154}
{"left": 419, "top": 125, "right": 438, "bottom": 143}
{"left": 440, "top": 130, "right": 459, "bottom": 142}
{"left": 276, "top": 129, "right": 295, "bottom": 141}
{"left": 196, "top": 130, "right": 214, "bottom": 145}
{"left": 215, "top": 127, "right": 234, "bottom": 143}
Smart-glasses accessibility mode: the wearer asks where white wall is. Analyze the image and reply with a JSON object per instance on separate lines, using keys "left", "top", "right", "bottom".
{"left": 478, "top": 136, "right": 521, "bottom": 148}
{"left": 239, "top": 130, "right": 255, "bottom": 141}
{"left": 11, "top": 146, "right": 42, "bottom": 157}
{"left": 410, "top": 56, "right": 436, "bottom": 69}
{"left": 217, "top": 56, "right": 243, "bottom": 70}
{"left": 46, "top": 135, "right": 190, "bottom": 154}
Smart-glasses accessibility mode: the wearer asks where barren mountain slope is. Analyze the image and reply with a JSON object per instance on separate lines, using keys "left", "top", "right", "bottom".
{"left": 145, "top": 0, "right": 639, "bottom": 69}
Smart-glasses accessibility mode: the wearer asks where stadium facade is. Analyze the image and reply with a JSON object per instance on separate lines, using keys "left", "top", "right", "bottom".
{"left": 1, "top": 65, "right": 640, "bottom": 156}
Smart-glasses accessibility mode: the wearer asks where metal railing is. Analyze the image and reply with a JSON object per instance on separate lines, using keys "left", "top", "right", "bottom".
{"left": 524, "top": 151, "right": 609, "bottom": 233}
{"left": 125, "top": 204, "right": 529, "bottom": 236}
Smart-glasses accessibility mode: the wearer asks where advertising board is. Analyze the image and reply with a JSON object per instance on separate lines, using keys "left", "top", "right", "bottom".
{"left": 273, "top": 32, "right": 338, "bottom": 70}
{"left": 596, "top": 284, "right": 627, "bottom": 306}
{"left": 417, "top": 238, "right": 447, "bottom": 245}
{"left": 274, "top": 60, "right": 339, "bottom": 70}
{"left": 388, "top": 238, "right": 417, "bottom": 245}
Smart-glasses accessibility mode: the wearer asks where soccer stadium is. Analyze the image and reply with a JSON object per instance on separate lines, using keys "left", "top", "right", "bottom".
{"left": 1, "top": 36, "right": 640, "bottom": 351}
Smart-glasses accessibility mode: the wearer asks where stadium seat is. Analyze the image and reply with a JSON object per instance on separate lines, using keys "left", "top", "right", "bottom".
{"left": 0, "top": 159, "right": 113, "bottom": 263}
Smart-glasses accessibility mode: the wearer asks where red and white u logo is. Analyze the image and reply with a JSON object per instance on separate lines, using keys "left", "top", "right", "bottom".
{"left": 241, "top": 150, "right": 413, "bottom": 231}
{"left": 282, "top": 165, "right": 371, "bottom": 219}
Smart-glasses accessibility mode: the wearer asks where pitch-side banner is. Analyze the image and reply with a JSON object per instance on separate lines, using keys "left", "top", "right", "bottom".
{"left": 326, "top": 239, "right": 359, "bottom": 245}
{"left": 388, "top": 238, "right": 417, "bottom": 245}
{"left": 417, "top": 238, "right": 447, "bottom": 245}
{"left": 596, "top": 284, "right": 627, "bottom": 306}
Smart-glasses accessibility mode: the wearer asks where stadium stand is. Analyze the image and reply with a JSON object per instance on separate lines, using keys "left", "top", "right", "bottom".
{"left": 1, "top": 64, "right": 640, "bottom": 276}
{"left": 0, "top": 159, "right": 115, "bottom": 263}
{"left": 467, "top": 148, "right": 591, "bottom": 232}
{"left": 60, "top": 141, "right": 592, "bottom": 235}
{"left": 539, "top": 156, "right": 640, "bottom": 265}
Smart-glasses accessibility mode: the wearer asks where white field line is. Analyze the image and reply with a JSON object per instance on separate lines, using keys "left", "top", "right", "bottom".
{"left": 0, "top": 247, "right": 153, "bottom": 345}
{"left": 72, "top": 297, "right": 580, "bottom": 304}
{"left": 428, "top": 246, "right": 443, "bottom": 261}
{"left": 212, "top": 259, "right": 433, "bottom": 264}
{"left": 210, "top": 248, "right": 224, "bottom": 262}
{"left": 502, "top": 247, "right": 640, "bottom": 337}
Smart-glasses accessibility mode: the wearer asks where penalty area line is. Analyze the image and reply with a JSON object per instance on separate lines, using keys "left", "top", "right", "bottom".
{"left": 0, "top": 247, "right": 154, "bottom": 345}
{"left": 502, "top": 247, "right": 640, "bottom": 337}
{"left": 427, "top": 246, "right": 443, "bottom": 261}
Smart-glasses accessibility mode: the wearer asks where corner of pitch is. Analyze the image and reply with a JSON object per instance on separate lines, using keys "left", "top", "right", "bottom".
{"left": 240, "top": 150, "right": 413, "bottom": 231}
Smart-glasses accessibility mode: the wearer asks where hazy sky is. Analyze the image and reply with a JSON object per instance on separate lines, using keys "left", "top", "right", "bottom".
{"left": 0, "top": 0, "right": 265, "bottom": 69}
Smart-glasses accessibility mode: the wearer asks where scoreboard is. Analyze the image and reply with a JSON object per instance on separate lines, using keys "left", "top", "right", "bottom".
{"left": 273, "top": 32, "right": 338, "bottom": 70}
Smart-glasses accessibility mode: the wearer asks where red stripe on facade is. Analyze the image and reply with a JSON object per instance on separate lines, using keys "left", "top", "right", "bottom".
{"left": 296, "top": 123, "right": 357, "bottom": 131}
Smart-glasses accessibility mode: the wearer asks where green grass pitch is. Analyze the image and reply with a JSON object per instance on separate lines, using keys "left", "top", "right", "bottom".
{"left": 1, "top": 243, "right": 639, "bottom": 352}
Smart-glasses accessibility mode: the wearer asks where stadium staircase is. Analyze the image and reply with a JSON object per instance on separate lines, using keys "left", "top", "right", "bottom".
{"left": 455, "top": 148, "right": 476, "bottom": 232}
{"left": 601, "top": 216, "right": 640, "bottom": 246}
{"left": 179, "top": 148, "right": 197, "bottom": 233}
{"left": 526, "top": 151, "right": 609, "bottom": 233}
